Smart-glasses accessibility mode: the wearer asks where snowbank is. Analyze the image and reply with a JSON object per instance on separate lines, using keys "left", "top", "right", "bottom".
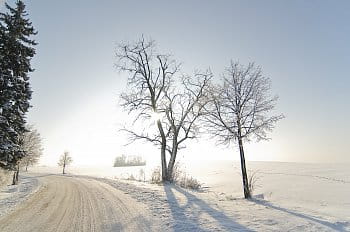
{"left": 0, "top": 174, "right": 40, "bottom": 217}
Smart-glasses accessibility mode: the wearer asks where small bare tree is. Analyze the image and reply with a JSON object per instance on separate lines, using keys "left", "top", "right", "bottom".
{"left": 12, "top": 125, "right": 43, "bottom": 185}
{"left": 21, "top": 125, "right": 43, "bottom": 171}
{"left": 164, "top": 73, "right": 212, "bottom": 180}
{"left": 58, "top": 151, "right": 72, "bottom": 174}
{"left": 205, "top": 61, "right": 284, "bottom": 198}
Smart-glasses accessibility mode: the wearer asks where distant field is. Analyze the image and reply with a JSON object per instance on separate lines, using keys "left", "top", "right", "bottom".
{"left": 31, "top": 160, "right": 350, "bottom": 221}
{"left": 187, "top": 161, "right": 350, "bottom": 221}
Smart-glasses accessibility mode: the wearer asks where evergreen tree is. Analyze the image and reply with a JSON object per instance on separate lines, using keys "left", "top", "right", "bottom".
{"left": 0, "top": 1, "right": 37, "bottom": 170}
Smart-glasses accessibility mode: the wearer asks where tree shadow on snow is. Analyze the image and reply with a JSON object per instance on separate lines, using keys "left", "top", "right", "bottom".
{"left": 109, "top": 214, "right": 153, "bottom": 232}
{"left": 251, "top": 198, "right": 349, "bottom": 231}
{"left": 164, "top": 184, "right": 252, "bottom": 231}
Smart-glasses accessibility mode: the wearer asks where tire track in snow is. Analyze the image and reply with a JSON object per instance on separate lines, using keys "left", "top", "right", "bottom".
{"left": 0, "top": 174, "right": 160, "bottom": 232}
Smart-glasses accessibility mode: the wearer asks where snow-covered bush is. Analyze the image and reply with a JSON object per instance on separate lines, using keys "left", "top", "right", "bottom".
{"left": 114, "top": 155, "right": 146, "bottom": 167}
{"left": 150, "top": 167, "right": 162, "bottom": 184}
{"left": 150, "top": 163, "right": 202, "bottom": 190}
{"left": 176, "top": 174, "right": 202, "bottom": 190}
{"left": 248, "top": 170, "right": 261, "bottom": 195}
{"left": 126, "top": 174, "right": 136, "bottom": 181}
{"left": 171, "top": 163, "right": 202, "bottom": 190}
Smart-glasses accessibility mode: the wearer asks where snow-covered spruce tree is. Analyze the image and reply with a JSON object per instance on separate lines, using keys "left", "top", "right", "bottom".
{"left": 204, "top": 61, "right": 284, "bottom": 198}
{"left": 0, "top": 1, "right": 37, "bottom": 172}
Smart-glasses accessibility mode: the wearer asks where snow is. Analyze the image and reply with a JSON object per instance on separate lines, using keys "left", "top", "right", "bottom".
{"left": 2, "top": 161, "right": 350, "bottom": 231}
{"left": 73, "top": 161, "right": 350, "bottom": 231}
{"left": 0, "top": 174, "right": 161, "bottom": 232}
{"left": 186, "top": 161, "right": 350, "bottom": 221}
{"left": 0, "top": 174, "right": 40, "bottom": 217}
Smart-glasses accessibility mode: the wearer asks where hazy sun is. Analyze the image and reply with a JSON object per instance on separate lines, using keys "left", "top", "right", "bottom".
{"left": 151, "top": 111, "right": 162, "bottom": 121}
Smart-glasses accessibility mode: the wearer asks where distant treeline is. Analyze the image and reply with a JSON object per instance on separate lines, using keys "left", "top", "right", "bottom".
{"left": 113, "top": 155, "right": 146, "bottom": 167}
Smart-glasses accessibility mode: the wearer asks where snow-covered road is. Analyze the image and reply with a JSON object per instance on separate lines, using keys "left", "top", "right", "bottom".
{"left": 0, "top": 174, "right": 160, "bottom": 232}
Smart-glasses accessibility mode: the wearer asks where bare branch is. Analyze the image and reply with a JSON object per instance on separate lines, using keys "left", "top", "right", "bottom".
{"left": 20, "top": 125, "right": 43, "bottom": 169}
{"left": 204, "top": 61, "right": 284, "bottom": 144}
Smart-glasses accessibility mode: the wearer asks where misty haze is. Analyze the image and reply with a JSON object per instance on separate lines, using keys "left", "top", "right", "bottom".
{"left": 0, "top": 1, "right": 349, "bottom": 232}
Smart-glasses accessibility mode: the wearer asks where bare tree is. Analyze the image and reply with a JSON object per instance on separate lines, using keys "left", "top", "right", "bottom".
{"left": 12, "top": 125, "right": 43, "bottom": 185}
{"left": 58, "top": 151, "right": 72, "bottom": 174}
{"left": 164, "top": 73, "right": 212, "bottom": 180}
{"left": 20, "top": 125, "right": 43, "bottom": 171}
{"left": 116, "top": 37, "right": 179, "bottom": 181}
{"left": 117, "top": 37, "right": 212, "bottom": 181}
{"left": 205, "top": 61, "right": 284, "bottom": 198}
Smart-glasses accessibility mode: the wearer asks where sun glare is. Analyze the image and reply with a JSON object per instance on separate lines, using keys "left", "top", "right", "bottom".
{"left": 151, "top": 111, "right": 162, "bottom": 121}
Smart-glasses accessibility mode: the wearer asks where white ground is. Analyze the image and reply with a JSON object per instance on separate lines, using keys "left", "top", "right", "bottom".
{"left": 0, "top": 174, "right": 162, "bottom": 232}
{"left": 0, "top": 161, "right": 349, "bottom": 231}
{"left": 0, "top": 174, "right": 40, "bottom": 218}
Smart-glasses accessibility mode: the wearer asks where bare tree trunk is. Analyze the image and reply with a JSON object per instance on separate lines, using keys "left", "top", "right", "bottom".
{"left": 12, "top": 171, "right": 17, "bottom": 185}
{"left": 62, "top": 163, "right": 65, "bottom": 174}
{"left": 16, "top": 164, "right": 19, "bottom": 182}
{"left": 160, "top": 143, "right": 167, "bottom": 181}
{"left": 157, "top": 120, "right": 168, "bottom": 181}
{"left": 237, "top": 136, "right": 250, "bottom": 199}
{"left": 165, "top": 124, "right": 179, "bottom": 182}
{"left": 25, "top": 163, "right": 28, "bottom": 172}
{"left": 167, "top": 144, "right": 178, "bottom": 182}
{"left": 236, "top": 120, "right": 251, "bottom": 199}
{"left": 12, "top": 164, "right": 20, "bottom": 185}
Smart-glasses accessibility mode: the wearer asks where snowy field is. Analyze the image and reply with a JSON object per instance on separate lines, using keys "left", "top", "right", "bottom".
{"left": 188, "top": 161, "right": 350, "bottom": 221}
{"left": 2, "top": 161, "right": 349, "bottom": 231}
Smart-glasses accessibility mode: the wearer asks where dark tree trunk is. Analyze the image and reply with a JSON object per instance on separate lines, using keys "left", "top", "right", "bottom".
{"left": 238, "top": 137, "right": 250, "bottom": 198}
{"left": 12, "top": 171, "right": 17, "bottom": 185}
{"left": 12, "top": 164, "right": 20, "bottom": 185}
{"left": 62, "top": 163, "right": 66, "bottom": 174}
{"left": 166, "top": 128, "right": 179, "bottom": 182}
{"left": 157, "top": 119, "right": 168, "bottom": 181}
{"left": 25, "top": 163, "right": 28, "bottom": 172}
{"left": 167, "top": 145, "right": 178, "bottom": 182}
{"left": 160, "top": 143, "right": 167, "bottom": 181}
{"left": 16, "top": 164, "right": 19, "bottom": 182}
{"left": 237, "top": 123, "right": 251, "bottom": 199}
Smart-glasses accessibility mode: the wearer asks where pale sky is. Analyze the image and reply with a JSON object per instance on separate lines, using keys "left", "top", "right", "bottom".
{"left": 2, "top": 0, "right": 349, "bottom": 165}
